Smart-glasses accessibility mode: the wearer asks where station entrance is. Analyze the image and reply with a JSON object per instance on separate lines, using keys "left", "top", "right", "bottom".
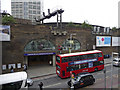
{"left": 28, "top": 55, "right": 52, "bottom": 66}
{"left": 24, "top": 52, "right": 56, "bottom": 67}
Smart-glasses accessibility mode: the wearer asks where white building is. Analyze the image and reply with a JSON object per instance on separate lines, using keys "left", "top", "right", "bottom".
{"left": 119, "top": 1, "right": 120, "bottom": 28}
{"left": 11, "top": 0, "right": 43, "bottom": 24}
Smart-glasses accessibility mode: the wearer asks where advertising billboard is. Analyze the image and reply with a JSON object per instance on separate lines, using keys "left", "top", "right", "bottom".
{"left": 112, "top": 37, "right": 120, "bottom": 46}
{"left": 96, "top": 36, "right": 111, "bottom": 47}
{"left": 0, "top": 25, "right": 10, "bottom": 41}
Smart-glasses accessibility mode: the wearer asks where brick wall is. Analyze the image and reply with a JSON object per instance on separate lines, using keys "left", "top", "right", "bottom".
{"left": 2, "top": 22, "right": 120, "bottom": 73}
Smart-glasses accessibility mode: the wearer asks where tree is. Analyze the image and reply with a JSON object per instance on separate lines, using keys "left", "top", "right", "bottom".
{"left": 81, "top": 20, "right": 92, "bottom": 29}
{"left": 111, "top": 27, "right": 117, "bottom": 30}
{"left": 2, "top": 15, "right": 15, "bottom": 25}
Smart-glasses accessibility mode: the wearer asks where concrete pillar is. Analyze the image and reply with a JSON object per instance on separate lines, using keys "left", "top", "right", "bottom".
{"left": 0, "top": 41, "right": 2, "bottom": 90}
{"left": 0, "top": 4, "right": 2, "bottom": 90}
{"left": 53, "top": 55, "right": 56, "bottom": 66}
{"left": 24, "top": 56, "right": 28, "bottom": 67}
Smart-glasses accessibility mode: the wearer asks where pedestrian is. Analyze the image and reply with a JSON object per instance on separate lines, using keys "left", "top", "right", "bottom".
{"left": 23, "top": 64, "right": 27, "bottom": 71}
{"left": 10, "top": 66, "right": 14, "bottom": 73}
{"left": 38, "top": 82, "right": 43, "bottom": 90}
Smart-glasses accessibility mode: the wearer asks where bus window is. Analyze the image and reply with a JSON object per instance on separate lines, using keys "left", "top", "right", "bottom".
{"left": 93, "top": 54, "right": 98, "bottom": 58}
{"left": 98, "top": 53, "right": 102, "bottom": 57}
{"left": 72, "top": 56, "right": 77, "bottom": 61}
{"left": 93, "top": 61, "right": 98, "bottom": 66}
{"left": 56, "top": 64, "right": 61, "bottom": 69}
{"left": 82, "top": 55, "right": 87, "bottom": 60}
{"left": 87, "top": 54, "right": 96, "bottom": 59}
{"left": 79, "top": 55, "right": 85, "bottom": 60}
{"left": 68, "top": 57, "right": 72, "bottom": 62}
{"left": 75, "top": 65, "right": 79, "bottom": 70}
{"left": 56, "top": 56, "right": 60, "bottom": 63}
{"left": 94, "top": 53, "right": 102, "bottom": 58}
{"left": 67, "top": 65, "right": 79, "bottom": 72}
{"left": 93, "top": 61, "right": 104, "bottom": 66}
{"left": 76, "top": 56, "right": 80, "bottom": 60}
{"left": 67, "top": 66, "right": 71, "bottom": 72}
{"left": 62, "top": 57, "right": 68, "bottom": 63}
{"left": 81, "top": 63, "right": 88, "bottom": 69}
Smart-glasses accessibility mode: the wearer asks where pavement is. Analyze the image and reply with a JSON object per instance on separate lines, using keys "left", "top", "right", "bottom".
{"left": 27, "top": 58, "right": 112, "bottom": 79}
{"left": 27, "top": 65, "right": 56, "bottom": 79}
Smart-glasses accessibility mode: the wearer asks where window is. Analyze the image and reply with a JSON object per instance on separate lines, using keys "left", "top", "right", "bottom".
{"left": 98, "top": 53, "right": 102, "bottom": 57}
{"left": 33, "top": 2, "right": 36, "bottom": 4}
{"left": 29, "top": 10, "right": 32, "bottom": 14}
{"left": 56, "top": 64, "right": 60, "bottom": 69}
{"left": 76, "top": 56, "right": 80, "bottom": 60}
{"left": 29, "top": 5, "right": 32, "bottom": 9}
{"left": 93, "top": 61, "right": 98, "bottom": 66}
{"left": 81, "top": 63, "right": 88, "bottom": 69}
{"left": 33, "top": 11, "right": 36, "bottom": 14}
{"left": 68, "top": 57, "right": 72, "bottom": 62}
{"left": 87, "top": 54, "right": 96, "bottom": 59}
{"left": 29, "top": 2, "right": 32, "bottom": 4}
{"left": 67, "top": 67, "right": 71, "bottom": 72}
{"left": 37, "top": 6, "right": 40, "bottom": 9}
{"left": 93, "top": 61, "right": 104, "bottom": 66}
{"left": 62, "top": 57, "right": 68, "bottom": 63}
{"left": 72, "top": 56, "right": 77, "bottom": 61}
{"left": 56, "top": 56, "right": 60, "bottom": 63}
{"left": 37, "top": 2, "right": 40, "bottom": 4}
{"left": 24, "top": 39, "right": 55, "bottom": 52}
{"left": 33, "top": 6, "right": 36, "bottom": 9}
{"left": 37, "top": 11, "right": 40, "bottom": 14}
{"left": 67, "top": 64, "right": 81, "bottom": 72}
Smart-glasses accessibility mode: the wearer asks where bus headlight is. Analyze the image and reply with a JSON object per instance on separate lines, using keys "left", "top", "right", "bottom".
{"left": 57, "top": 70, "right": 60, "bottom": 74}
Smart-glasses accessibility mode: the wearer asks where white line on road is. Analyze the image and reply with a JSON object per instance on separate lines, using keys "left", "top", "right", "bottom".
{"left": 105, "top": 63, "right": 111, "bottom": 67}
{"left": 43, "top": 83, "right": 61, "bottom": 88}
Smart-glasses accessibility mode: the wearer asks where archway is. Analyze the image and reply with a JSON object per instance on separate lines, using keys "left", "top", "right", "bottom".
{"left": 24, "top": 39, "right": 56, "bottom": 66}
{"left": 62, "top": 38, "right": 81, "bottom": 50}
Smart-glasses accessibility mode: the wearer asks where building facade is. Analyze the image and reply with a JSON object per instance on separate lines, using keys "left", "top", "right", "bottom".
{"left": 2, "top": 20, "right": 120, "bottom": 74}
{"left": 11, "top": 0, "right": 43, "bottom": 23}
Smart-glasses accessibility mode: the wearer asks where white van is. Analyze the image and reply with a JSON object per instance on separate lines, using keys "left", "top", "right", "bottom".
{"left": 0, "top": 71, "right": 28, "bottom": 90}
{"left": 113, "top": 58, "right": 120, "bottom": 66}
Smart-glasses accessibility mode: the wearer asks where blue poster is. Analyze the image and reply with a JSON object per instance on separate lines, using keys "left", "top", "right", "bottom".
{"left": 96, "top": 36, "right": 111, "bottom": 47}
{"left": 89, "top": 62, "right": 93, "bottom": 68}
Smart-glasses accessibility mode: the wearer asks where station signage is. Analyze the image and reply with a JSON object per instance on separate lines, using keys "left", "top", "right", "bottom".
{"left": 24, "top": 52, "right": 56, "bottom": 56}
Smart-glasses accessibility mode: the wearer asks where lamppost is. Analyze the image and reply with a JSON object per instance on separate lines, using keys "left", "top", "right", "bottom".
{"left": 111, "top": 52, "right": 119, "bottom": 89}
{"left": 103, "top": 67, "right": 106, "bottom": 89}
{"left": 69, "top": 33, "right": 76, "bottom": 53}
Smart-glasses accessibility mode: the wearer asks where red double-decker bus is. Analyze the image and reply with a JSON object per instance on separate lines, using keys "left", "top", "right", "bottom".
{"left": 56, "top": 50, "right": 104, "bottom": 78}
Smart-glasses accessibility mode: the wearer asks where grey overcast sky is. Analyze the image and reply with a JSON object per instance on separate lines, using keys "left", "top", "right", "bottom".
{"left": 1, "top": 0, "right": 119, "bottom": 28}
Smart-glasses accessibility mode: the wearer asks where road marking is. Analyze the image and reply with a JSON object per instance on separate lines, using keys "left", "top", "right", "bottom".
{"left": 43, "top": 83, "right": 61, "bottom": 88}
{"left": 113, "top": 74, "right": 118, "bottom": 78}
{"left": 106, "top": 76, "right": 109, "bottom": 79}
{"left": 97, "top": 78, "right": 102, "bottom": 81}
{"left": 105, "top": 64, "right": 111, "bottom": 67}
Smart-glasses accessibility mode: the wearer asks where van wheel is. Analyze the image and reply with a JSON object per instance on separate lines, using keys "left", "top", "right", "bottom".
{"left": 95, "top": 68, "right": 98, "bottom": 72}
